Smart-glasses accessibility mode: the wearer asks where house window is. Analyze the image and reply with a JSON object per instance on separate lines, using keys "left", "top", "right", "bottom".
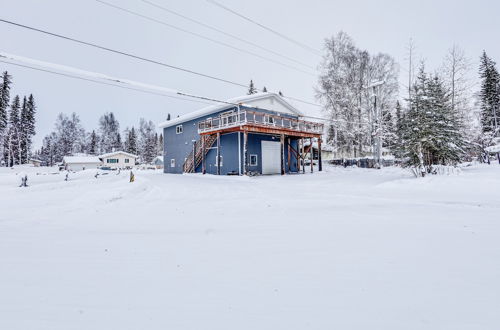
{"left": 250, "top": 154, "right": 258, "bottom": 166}
{"left": 176, "top": 125, "right": 183, "bottom": 134}
{"left": 215, "top": 156, "right": 223, "bottom": 167}
{"left": 265, "top": 115, "right": 275, "bottom": 125}
{"left": 125, "top": 159, "right": 129, "bottom": 163}
{"left": 106, "top": 159, "right": 119, "bottom": 163}
{"left": 170, "top": 159, "right": 176, "bottom": 167}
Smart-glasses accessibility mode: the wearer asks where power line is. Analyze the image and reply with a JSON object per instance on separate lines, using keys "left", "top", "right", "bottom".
{"left": 0, "top": 60, "right": 213, "bottom": 105}
{"left": 140, "top": 0, "right": 315, "bottom": 70}
{"left": 0, "top": 18, "right": 323, "bottom": 110}
{"left": 206, "top": 0, "right": 322, "bottom": 57}
{"left": 94, "top": 0, "right": 316, "bottom": 76}
{"left": 0, "top": 18, "right": 248, "bottom": 88}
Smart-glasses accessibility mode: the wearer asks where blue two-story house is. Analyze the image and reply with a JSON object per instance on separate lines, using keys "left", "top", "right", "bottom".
{"left": 158, "top": 93, "right": 324, "bottom": 175}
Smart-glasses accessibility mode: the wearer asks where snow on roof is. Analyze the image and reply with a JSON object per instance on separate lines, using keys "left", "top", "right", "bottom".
{"left": 485, "top": 144, "right": 500, "bottom": 153}
{"left": 98, "top": 151, "right": 139, "bottom": 159}
{"left": 153, "top": 155, "right": 163, "bottom": 162}
{"left": 158, "top": 92, "right": 303, "bottom": 129}
{"left": 63, "top": 156, "right": 101, "bottom": 164}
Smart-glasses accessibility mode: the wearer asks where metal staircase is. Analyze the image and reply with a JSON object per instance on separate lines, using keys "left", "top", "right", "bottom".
{"left": 183, "top": 134, "right": 217, "bottom": 173}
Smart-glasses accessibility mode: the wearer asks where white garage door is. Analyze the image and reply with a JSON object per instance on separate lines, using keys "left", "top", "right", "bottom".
{"left": 261, "top": 140, "right": 281, "bottom": 175}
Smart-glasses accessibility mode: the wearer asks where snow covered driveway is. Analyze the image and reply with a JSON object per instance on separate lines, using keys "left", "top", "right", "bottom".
{"left": 0, "top": 165, "right": 499, "bottom": 329}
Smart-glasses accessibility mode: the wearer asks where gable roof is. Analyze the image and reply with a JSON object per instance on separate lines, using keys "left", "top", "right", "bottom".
{"left": 158, "top": 92, "right": 303, "bottom": 129}
{"left": 63, "top": 156, "right": 101, "bottom": 164}
{"left": 99, "top": 151, "right": 139, "bottom": 159}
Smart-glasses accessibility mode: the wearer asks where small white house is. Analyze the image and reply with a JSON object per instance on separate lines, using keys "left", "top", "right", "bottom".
{"left": 63, "top": 156, "right": 101, "bottom": 171}
{"left": 99, "top": 151, "right": 138, "bottom": 169}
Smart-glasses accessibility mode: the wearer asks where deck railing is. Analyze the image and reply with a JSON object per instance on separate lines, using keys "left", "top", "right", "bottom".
{"left": 197, "top": 110, "right": 324, "bottom": 135}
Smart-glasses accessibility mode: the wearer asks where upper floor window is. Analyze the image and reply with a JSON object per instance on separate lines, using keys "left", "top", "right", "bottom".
{"left": 176, "top": 125, "right": 183, "bottom": 134}
{"left": 265, "top": 115, "right": 275, "bottom": 125}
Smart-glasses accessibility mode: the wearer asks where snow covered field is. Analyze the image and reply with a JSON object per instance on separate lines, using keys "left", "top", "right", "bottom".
{"left": 0, "top": 165, "right": 499, "bottom": 330}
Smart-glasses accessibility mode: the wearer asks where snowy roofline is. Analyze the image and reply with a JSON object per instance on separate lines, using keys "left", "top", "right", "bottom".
{"left": 158, "top": 93, "right": 303, "bottom": 129}
{"left": 63, "top": 156, "right": 101, "bottom": 164}
{"left": 98, "top": 151, "right": 139, "bottom": 159}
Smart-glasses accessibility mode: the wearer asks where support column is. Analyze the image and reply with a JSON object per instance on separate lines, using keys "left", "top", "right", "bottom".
{"left": 216, "top": 132, "right": 221, "bottom": 175}
{"left": 243, "top": 131, "right": 248, "bottom": 175}
{"left": 318, "top": 137, "right": 323, "bottom": 172}
{"left": 202, "top": 136, "right": 206, "bottom": 174}
{"left": 310, "top": 137, "right": 314, "bottom": 173}
{"left": 301, "top": 138, "right": 305, "bottom": 174}
{"left": 287, "top": 137, "right": 291, "bottom": 173}
{"left": 280, "top": 134, "right": 285, "bottom": 175}
{"left": 192, "top": 140, "right": 196, "bottom": 173}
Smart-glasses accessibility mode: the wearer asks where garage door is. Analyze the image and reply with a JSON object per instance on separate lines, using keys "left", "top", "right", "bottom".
{"left": 261, "top": 140, "right": 281, "bottom": 175}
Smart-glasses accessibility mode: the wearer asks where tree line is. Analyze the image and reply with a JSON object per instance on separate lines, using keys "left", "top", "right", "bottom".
{"left": 0, "top": 72, "right": 37, "bottom": 167}
{"left": 316, "top": 32, "right": 500, "bottom": 174}
{"left": 37, "top": 112, "right": 163, "bottom": 166}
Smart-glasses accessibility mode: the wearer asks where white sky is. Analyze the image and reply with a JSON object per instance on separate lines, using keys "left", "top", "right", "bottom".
{"left": 3, "top": 0, "right": 499, "bottom": 147}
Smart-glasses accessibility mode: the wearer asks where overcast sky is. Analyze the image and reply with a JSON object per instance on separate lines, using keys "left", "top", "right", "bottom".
{"left": 3, "top": 0, "right": 500, "bottom": 147}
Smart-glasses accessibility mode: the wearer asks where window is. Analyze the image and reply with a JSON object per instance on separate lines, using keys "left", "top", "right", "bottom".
{"left": 170, "top": 159, "right": 176, "bottom": 167}
{"left": 265, "top": 115, "right": 275, "bottom": 125}
{"left": 106, "top": 159, "right": 119, "bottom": 163}
{"left": 125, "top": 159, "right": 129, "bottom": 163}
{"left": 176, "top": 125, "right": 183, "bottom": 134}
{"left": 215, "top": 156, "right": 223, "bottom": 167}
{"left": 250, "top": 154, "right": 258, "bottom": 166}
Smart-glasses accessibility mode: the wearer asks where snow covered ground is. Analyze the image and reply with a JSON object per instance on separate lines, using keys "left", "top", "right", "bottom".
{"left": 0, "top": 164, "right": 499, "bottom": 330}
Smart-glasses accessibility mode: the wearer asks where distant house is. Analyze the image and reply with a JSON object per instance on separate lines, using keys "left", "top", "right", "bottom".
{"left": 63, "top": 156, "right": 101, "bottom": 171}
{"left": 158, "top": 93, "right": 324, "bottom": 175}
{"left": 30, "top": 159, "right": 42, "bottom": 167}
{"left": 153, "top": 156, "right": 164, "bottom": 169}
{"left": 99, "top": 151, "right": 138, "bottom": 169}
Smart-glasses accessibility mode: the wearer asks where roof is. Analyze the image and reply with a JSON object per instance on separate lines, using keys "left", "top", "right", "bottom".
{"left": 30, "top": 159, "right": 42, "bottom": 163}
{"left": 63, "top": 156, "right": 101, "bottom": 164}
{"left": 153, "top": 155, "right": 163, "bottom": 163}
{"left": 98, "top": 151, "right": 139, "bottom": 159}
{"left": 158, "top": 92, "right": 303, "bottom": 129}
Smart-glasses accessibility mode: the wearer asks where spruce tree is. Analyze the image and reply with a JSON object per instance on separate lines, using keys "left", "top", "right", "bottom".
{"left": 0, "top": 72, "right": 12, "bottom": 165}
{"left": 262, "top": 86, "right": 268, "bottom": 93}
{"left": 7, "top": 96, "right": 21, "bottom": 165}
{"left": 127, "top": 126, "right": 138, "bottom": 155}
{"left": 247, "top": 80, "right": 257, "bottom": 95}
{"left": 478, "top": 51, "right": 500, "bottom": 135}
{"left": 88, "top": 130, "right": 98, "bottom": 155}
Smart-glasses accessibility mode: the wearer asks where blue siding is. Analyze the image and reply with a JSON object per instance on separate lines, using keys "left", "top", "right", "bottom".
{"left": 163, "top": 105, "right": 301, "bottom": 175}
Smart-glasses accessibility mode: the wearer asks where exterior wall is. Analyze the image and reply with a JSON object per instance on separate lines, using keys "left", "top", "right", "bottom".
{"left": 163, "top": 105, "right": 301, "bottom": 175}
{"left": 66, "top": 162, "right": 100, "bottom": 171}
{"left": 101, "top": 154, "right": 136, "bottom": 169}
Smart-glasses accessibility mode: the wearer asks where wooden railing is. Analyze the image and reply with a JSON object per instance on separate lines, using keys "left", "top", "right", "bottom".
{"left": 197, "top": 110, "right": 323, "bottom": 135}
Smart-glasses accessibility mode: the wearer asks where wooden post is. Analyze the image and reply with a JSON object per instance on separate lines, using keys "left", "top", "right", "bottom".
{"left": 192, "top": 140, "right": 196, "bottom": 173}
{"left": 243, "top": 131, "right": 248, "bottom": 175}
{"left": 280, "top": 134, "right": 285, "bottom": 175}
{"left": 301, "top": 138, "right": 305, "bottom": 174}
{"left": 310, "top": 137, "right": 314, "bottom": 173}
{"left": 202, "top": 136, "right": 206, "bottom": 174}
{"left": 318, "top": 138, "right": 323, "bottom": 172}
{"left": 216, "top": 132, "right": 221, "bottom": 175}
{"left": 287, "top": 137, "right": 291, "bottom": 173}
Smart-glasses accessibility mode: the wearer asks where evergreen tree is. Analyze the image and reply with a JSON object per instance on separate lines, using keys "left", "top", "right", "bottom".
{"left": 88, "top": 130, "right": 99, "bottom": 155}
{"left": 19, "top": 95, "right": 36, "bottom": 163}
{"left": 0, "top": 72, "right": 12, "bottom": 165}
{"left": 124, "top": 126, "right": 138, "bottom": 155}
{"left": 4, "top": 96, "right": 21, "bottom": 166}
{"left": 262, "top": 86, "right": 268, "bottom": 93}
{"left": 247, "top": 80, "right": 257, "bottom": 95}
{"left": 166, "top": 113, "right": 171, "bottom": 121}
{"left": 478, "top": 51, "right": 500, "bottom": 135}
{"left": 158, "top": 133, "right": 164, "bottom": 155}
{"left": 401, "top": 66, "right": 467, "bottom": 173}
